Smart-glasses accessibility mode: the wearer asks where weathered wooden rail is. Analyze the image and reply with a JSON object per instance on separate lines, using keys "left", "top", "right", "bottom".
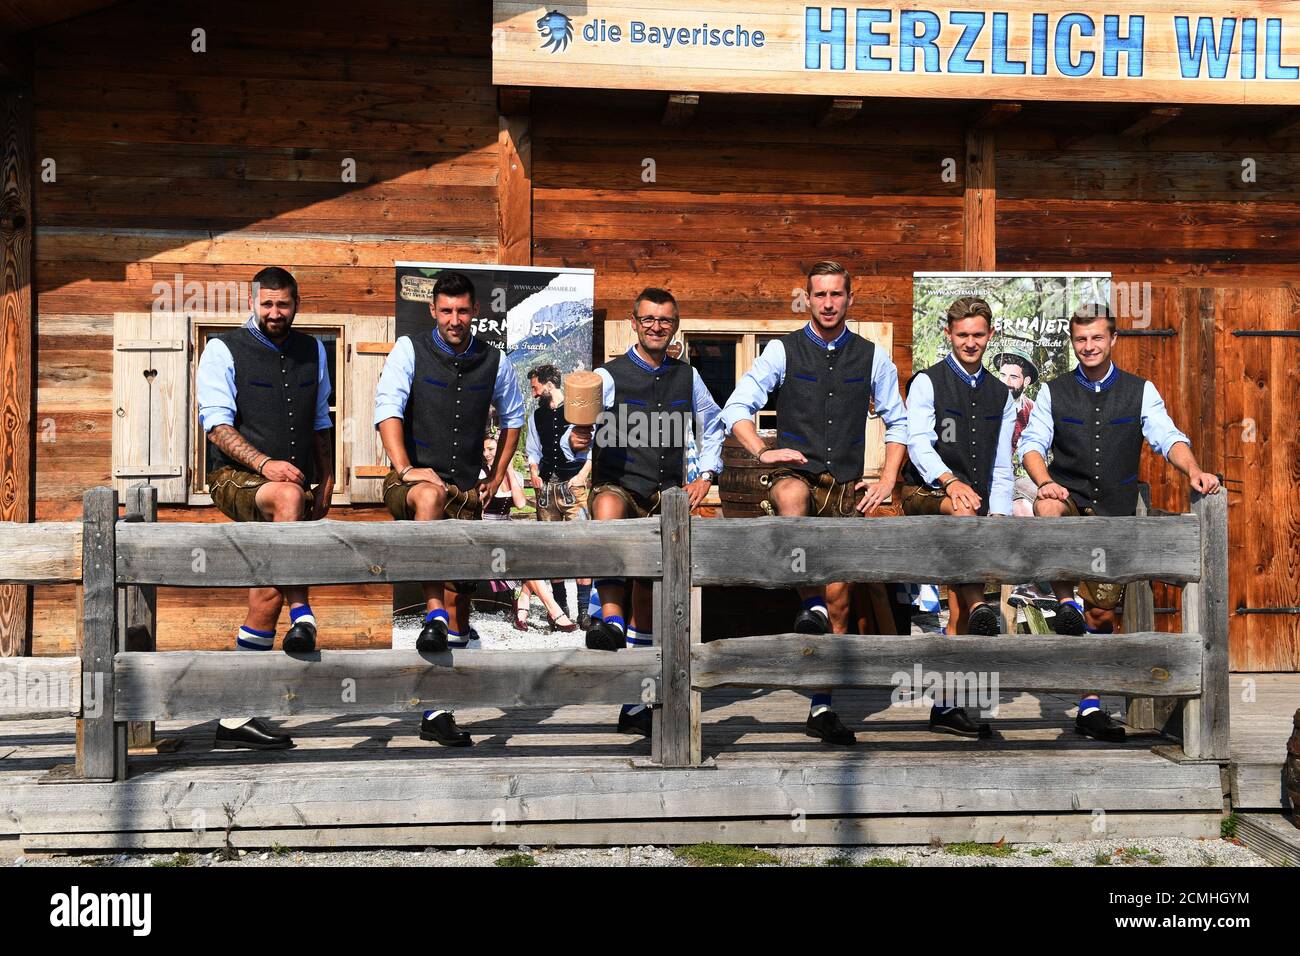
{"left": 0, "top": 483, "right": 1229, "bottom": 781}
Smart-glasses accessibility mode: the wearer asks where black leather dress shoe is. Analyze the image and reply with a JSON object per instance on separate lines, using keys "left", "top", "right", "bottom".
{"left": 419, "top": 711, "right": 472, "bottom": 747}
{"left": 967, "top": 603, "right": 1000, "bottom": 636}
{"left": 585, "top": 620, "right": 626, "bottom": 651}
{"left": 214, "top": 718, "right": 295, "bottom": 751}
{"left": 578, "top": 610, "right": 593, "bottom": 631}
{"left": 929, "top": 706, "right": 992, "bottom": 738}
{"left": 793, "top": 609, "right": 830, "bottom": 635}
{"left": 1076, "top": 708, "right": 1127, "bottom": 743}
{"left": 283, "top": 620, "right": 316, "bottom": 653}
{"left": 617, "top": 706, "right": 653, "bottom": 738}
{"left": 416, "top": 617, "right": 449, "bottom": 653}
{"left": 805, "top": 709, "right": 856, "bottom": 745}
{"left": 1053, "top": 601, "right": 1086, "bottom": 636}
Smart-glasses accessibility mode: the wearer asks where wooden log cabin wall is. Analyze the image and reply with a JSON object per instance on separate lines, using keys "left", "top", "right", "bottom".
{"left": 4, "top": 0, "right": 1296, "bottom": 672}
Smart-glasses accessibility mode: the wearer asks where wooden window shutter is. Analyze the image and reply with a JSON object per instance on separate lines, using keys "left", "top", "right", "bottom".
{"left": 603, "top": 319, "right": 636, "bottom": 361}
{"left": 112, "top": 312, "right": 189, "bottom": 503}
{"left": 345, "top": 316, "right": 395, "bottom": 503}
{"left": 852, "top": 320, "right": 893, "bottom": 482}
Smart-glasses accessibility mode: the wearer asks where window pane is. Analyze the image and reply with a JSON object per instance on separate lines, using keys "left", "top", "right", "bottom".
{"left": 687, "top": 337, "right": 736, "bottom": 407}
{"left": 756, "top": 335, "right": 783, "bottom": 412}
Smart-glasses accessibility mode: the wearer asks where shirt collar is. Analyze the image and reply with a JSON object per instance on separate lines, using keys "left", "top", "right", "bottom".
{"left": 245, "top": 316, "right": 283, "bottom": 352}
{"left": 627, "top": 346, "right": 671, "bottom": 374}
{"left": 1074, "top": 361, "right": 1118, "bottom": 392}
{"left": 433, "top": 327, "right": 477, "bottom": 357}
{"left": 944, "top": 351, "right": 984, "bottom": 388}
{"left": 802, "top": 322, "right": 851, "bottom": 351}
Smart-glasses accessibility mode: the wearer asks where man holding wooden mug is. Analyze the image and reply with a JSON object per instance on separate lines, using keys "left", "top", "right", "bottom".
{"left": 568, "top": 287, "right": 724, "bottom": 738}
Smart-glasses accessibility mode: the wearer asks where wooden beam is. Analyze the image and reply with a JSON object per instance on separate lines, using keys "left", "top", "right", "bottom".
{"left": 497, "top": 88, "right": 531, "bottom": 266}
{"left": 971, "top": 101, "right": 1022, "bottom": 130}
{"left": 661, "top": 93, "right": 699, "bottom": 127}
{"left": 0, "top": 656, "right": 80, "bottom": 718}
{"left": 0, "top": 522, "right": 83, "bottom": 583}
{"left": 691, "top": 632, "right": 1203, "bottom": 697}
{"left": 817, "top": 97, "right": 862, "bottom": 128}
{"left": 116, "top": 516, "right": 663, "bottom": 587}
{"left": 0, "top": 82, "right": 34, "bottom": 655}
{"left": 1182, "top": 491, "right": 1231, "bottom": 760}
{"left": 75, "top": 488, "right": 122, "bottom": 781}
{"left": 114, "top": 648, "right": 661, "bottom": 720}
{"left": 691, "top": 515, "right": 1202, "bottom": 587}
{"left": 962, "top": 128, "right": 995, "bottom": 270}
{"left": 655, "top": 488, "right": 697, "bottom": 766}
{"left": 1120, "top": 106, "right": 1183, "bottom": 137}
{"left": 122, "top": 486, "right": 162, "bottom": 750}
{"left": 1268, "top": 108, "right": 1300, "bottom": 140}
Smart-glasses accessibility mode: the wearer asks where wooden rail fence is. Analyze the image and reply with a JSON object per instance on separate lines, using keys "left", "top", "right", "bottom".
{"left": 0, "top": 484, "right": 1229, "bottom": 780}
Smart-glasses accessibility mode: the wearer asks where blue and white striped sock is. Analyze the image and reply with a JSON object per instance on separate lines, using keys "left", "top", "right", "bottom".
{"left": 424, "top": 608, "right": 449, "bottom": 625}
{"left": 802, "top": 596, "right": 830, "bottom": 622}
{"left": 446, "top": 629, "right": 470, "bottom": 649}
{"left": 289, "top": 604, "right": 316, "bottom": 629}
{"left": 604, "top": 615, "right": 626, "bottom": 635}
{"left": 1078, "top": 695, "right": 1102, "bottom": 717}
{"left": 235, "top": 625, "right": 275, "bottom": 651}
{"left": 810, "top": 691, "right": 833, "bottom": 716}
{"left": 626, "top": 626, "right": 653, "bottom": 648}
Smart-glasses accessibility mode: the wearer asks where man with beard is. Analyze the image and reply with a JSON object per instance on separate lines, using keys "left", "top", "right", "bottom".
{"left": 1020, "top": 303, "right": 1220, "bottom": 742}
{"left": 197, "top": 267, "right": 334, "bottom": 751}
{"left": 526, "top": 364, "right": 593, "bottom": 628}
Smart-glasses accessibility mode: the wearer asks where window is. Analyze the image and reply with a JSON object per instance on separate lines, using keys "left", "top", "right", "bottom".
{"left": 191, "top": 322, "right": 344, "bottom": 500}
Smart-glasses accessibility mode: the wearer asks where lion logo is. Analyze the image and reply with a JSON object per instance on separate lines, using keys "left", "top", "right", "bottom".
{"left": 536, "top": 9, "right": 573, "bottom": 53}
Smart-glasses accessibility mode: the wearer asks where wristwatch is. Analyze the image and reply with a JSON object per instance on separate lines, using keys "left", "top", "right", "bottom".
{"left": 698, "top": 470, "right": 715, "bottom": 484}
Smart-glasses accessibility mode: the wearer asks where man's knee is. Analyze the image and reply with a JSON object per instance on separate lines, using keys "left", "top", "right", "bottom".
{"left": 249, "top": 587, "right": 283, "bottom": 616}
{"left": 591, "top": 491, "right": 629, "bottom": 521}
{"left": 407, "top": 481, "right": 446, "bottom": 519}
{"left": 1034, "top": 497, "right": 1068, "bottom": 517}
{"left": 258, "top": 481, "right": 306, "bottom": 520}
{"left": 770, "top": 479, "right": 810, "bottom": 516}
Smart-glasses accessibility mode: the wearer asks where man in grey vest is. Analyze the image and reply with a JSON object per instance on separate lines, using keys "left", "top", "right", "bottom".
{"left": 901, "top": 296, "right": 1015, "bottom": 738}
{"left": 568, "top": 287, "right": 724, "bottom": 738}
{"left": 197, "top": 267, "right": 334, "bottom": 751}
{"left": 374, "top": 271, "right": 525, "bottom": 746}
{"left": 723, "top": 261, "right": 908, "bottom": 746}
{"left": 1020, "top": 303, "right": 1220, "bottom": 742}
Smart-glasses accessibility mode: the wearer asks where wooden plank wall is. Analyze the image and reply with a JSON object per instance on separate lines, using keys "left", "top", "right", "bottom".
{"left": 29, "top": 0, "right": 500, "bottom": 653}
{"left": 529, "top": 89, "right": 966, "bottom": 380}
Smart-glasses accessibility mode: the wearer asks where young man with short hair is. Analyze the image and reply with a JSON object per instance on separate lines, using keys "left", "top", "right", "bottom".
{"left": 197, "top": 267, "right": 334, "bottom": 751}
{"left": 1020, "top": 303, "right": 1221, "bottom": 742}
{"left": 569, "top": 287, "right": 724, "bottom": 737}
{"left": 901, "top": 296, "right": 1015, "bottom": 738}
{"left": 722, "top": 260, "right": 908, "bottom": 746}
{"left": 374, "top": 271, "right": 524, "bottom": 747}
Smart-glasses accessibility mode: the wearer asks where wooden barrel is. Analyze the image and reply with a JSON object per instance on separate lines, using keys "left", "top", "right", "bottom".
{"left": 719, "top": 431, "right": 777, "bottom": 518}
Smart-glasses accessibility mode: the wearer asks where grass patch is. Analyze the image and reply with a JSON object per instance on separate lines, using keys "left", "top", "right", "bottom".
{"left": 494, "top": 853, "right": 537, "bottom": 867}
{"left": 1028, "top": 848, "right": 1052, "bottom": 857}
{"left": 945, "top": 841, "right": 1015, "bottom": 858}
{"left": 151, "top": 853, "right": 194, "bottom": 868}
{"left": 1220, "top": 814, "right": 1240, "bottom": 839}
{"left": 1092, "top": 852, "right": 1112, "bottom": 866}
{"left": 270, "top": 842, "right": 291, "bottom": 857}
{"left": 1051, "top": 858, "right": 1075, "bottom": 867}
{"left": 78, "top": 856, "right": 111, "bottom": 867}
{"left": 824, "top": 855, "right": 856, "bottom": 867}
{"left": 863, "top": 857, "right": 907, "bottom": 867}
{"left": 674, "top": 844, "right": 781, "bottom": 867}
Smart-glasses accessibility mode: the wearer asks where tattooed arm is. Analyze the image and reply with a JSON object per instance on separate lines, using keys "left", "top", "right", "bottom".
{"left": 206, "top": 425, "right": 304, "bottom": 485}
{"left": 311, "top": 428, "right": 335, "bottom": 519}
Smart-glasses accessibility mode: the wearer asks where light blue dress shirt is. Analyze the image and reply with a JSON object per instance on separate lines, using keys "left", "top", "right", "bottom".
{"left": 1019, "top": 363, "right": 1190, "bottom": 464}
{"left": 720, "top": 323, "right": 908, "bottom": 445}
{"left": 373, "top": 330, "right": 526, "bottom": 430}
{"left": 905, "top": 353, "right": 1016, "bottom": 515}
{"left": 591, "top": 347, "right": 726, "bottom": 475}
{"left": 197, "top": 317, "right": 333, "bottom": 433}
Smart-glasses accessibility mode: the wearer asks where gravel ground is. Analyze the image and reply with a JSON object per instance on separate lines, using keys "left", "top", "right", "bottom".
{"left": 6, "top": 837, "right": 1272, "bottom": 868}
{"left": 392, "top": 582, "right": 586, "bottom": 651}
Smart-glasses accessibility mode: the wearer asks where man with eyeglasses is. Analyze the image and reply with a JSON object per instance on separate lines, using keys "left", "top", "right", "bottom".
{"left": 722, "top": 260, "right": 908, "bottom": 746}
{"left": 568, "top": 287, "right": 724, "bottom": 737}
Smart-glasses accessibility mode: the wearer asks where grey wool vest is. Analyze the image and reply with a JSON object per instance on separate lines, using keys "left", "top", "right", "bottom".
{"left": 591, "top": 353, "right": 692, "bottom": 497}
{"left": 774, "top": 328, "right": 874, "bottom": 483}
{"left": 1046, "top": 368, "right": 1147, "bottom": 516}
{"left": 533, "top": 403, "right": 584, "bottom": 481}
{"left": 210, "top": 325, "right": 320, "bottom": 483}
{"left": 902, "top": 361, "right": 1008, "bottom": 516}
{"left": 403, "top": 333, "right": 501, "bottom": 489}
